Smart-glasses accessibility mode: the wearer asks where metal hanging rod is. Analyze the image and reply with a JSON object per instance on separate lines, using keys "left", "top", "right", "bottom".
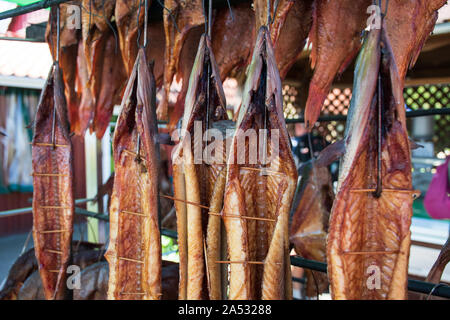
{"left": 0, "top": 0, "right": 71, "bottom": 21}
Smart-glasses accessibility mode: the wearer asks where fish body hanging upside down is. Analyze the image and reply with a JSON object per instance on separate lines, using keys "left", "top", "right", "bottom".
{"left": 172, "top": 34, "right": 230, "bottom": 300}
{"left": 289, "top": 160, "right": 334, "bottom": 298}
{"left": 304, "top": 0, "right": 371, "bottom": 129}
{"left": 31, "top": 64, "right": 74, "bottom": 300}
{"left": 323, "top": 25, "right": 418, "bottom": 300}
{"left": 105, "top": 48, "right": 162, "bottom": 300}
{"left": 223, "top": 27, "right": 297, "bottom": 300}
{"left": 159, "top": 0, "right": 205, "bottom": 121}
{"left": 45, "top": 5, "right": 80, "bottom": 135}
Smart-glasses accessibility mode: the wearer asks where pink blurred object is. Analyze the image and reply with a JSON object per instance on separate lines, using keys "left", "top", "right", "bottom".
{"left": 424, "top": 156, "right": 450, "bottom": 219}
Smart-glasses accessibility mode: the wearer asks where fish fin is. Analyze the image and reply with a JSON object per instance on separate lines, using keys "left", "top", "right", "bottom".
{"left": 409, "top": 138, "right": 423, "bottom": 150}
{"left": 315, "top": 140, "right": 345, "bottom": 167}
{"left": 304, "top": 81, "right": 328, "bottom": 131}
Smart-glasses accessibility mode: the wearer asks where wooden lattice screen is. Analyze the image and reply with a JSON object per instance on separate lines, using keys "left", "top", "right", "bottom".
{"left": 283, "top": 84, "right": 450, "bottom": 156}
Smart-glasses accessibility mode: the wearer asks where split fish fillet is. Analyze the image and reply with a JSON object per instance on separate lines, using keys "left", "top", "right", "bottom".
{"left": 289, "top": 160, "right": 333, "bottom": 297}
{"left": 32, "top": 64, "right": 74, "bottom": 300}
{"left": 115, "top": 0, "right": 151, "bottom": 75}
{"left": 325, "top": 25, "right": 416, "bottom": 300}
{"left": 45, "top": 5, "right": 80, "bottom": 135}
{"left": 105, "top": 48, "right": 162, "bottom": 300}
{"left": 304, "top": 0, "right": 371, "bottom": 129}
{"left": 223, "top": 27, "right": 297, "bottom": 300}
{"left": 91, "top": 32, "right": 127, "bottom": 139}
{"left": 172, "top": 34, "right": 229, "bottom": 300}
{"left": 159, "top": 0, "right": 204, "bottom": 120}
{"left": 384, "top": 0, "right": 447, "bottom": 85}
{"left": 254, "top": 0, "right": 293, "bottom": 45}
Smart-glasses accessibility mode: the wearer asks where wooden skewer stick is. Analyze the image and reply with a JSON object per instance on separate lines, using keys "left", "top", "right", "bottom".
{"left": 210, "top": 211, "right": 276, "bottom": 222}
{"left": 349, "top": 188, "right": 421, "bottom": 198}
{"left": 121, "top": 210, "right": 149, "bottom": 217}
{"left": 32, "top": 142, "right": 68, "bottom": 148}
{"left": 39, "top": 206, "right": 70, "bottom": 209}
{"left": 123, "top": 149, "right": 148, "bottom": 162}
{"left": 48, "top": 270, "right": 60, "bottom": 273}
{"left": 342, "top": 250, "right": 400, "bottom": 255}
{"left": 32, "top": 173, "right": 68, "bottom": 177}
{"left": 37, "top": 229, "right": 68, "bottom": 234}
{"left": 118, "top": 257, "right": 144, "bottom": 264}
{"left": 161, "top": 194, "right": 276, "bottom": 222}
{"left": 46, "top": 249, "right": 63, "bottom": 255}
{"left": 215, "top": 260, "right": 282, "bottom": 265}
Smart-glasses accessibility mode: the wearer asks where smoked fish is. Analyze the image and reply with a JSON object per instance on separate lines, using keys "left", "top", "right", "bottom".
{"left": 172, "top": 34, "right": 229, "bottom": 300}
{"left": 304, "top": 0, "right": 371, "bottom": 129}
{"left": 46, "top": 5, "right": 80, "bottom": 135}
{"left": 32, "top": 64, "right": 74, "bottom": 300}
{"left": 159, "top": 0, "right": 204, "bottom": 120}
{"left": 223, "top": 27, "right": 297, "bottom": 300}
{"left": 105, "top": 48, "right": 162, "bottom": 300}
{"left": 289, "top": 160, "right": 334, "bottom": 297}
{"left": 325, "top": 25, "right": 416, "bottom": 300}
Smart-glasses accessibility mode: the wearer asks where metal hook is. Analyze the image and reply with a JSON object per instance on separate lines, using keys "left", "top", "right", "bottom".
{"left": 225, "top": 0, "right": 234, "bottom": 22}
{"left": 55, "top": 4, "right": 60, "bottom": 65}
{"left": 267, "top": 0, "right": 271, "bottom": 27}
{"left": 136, "top": 0, "right": 149, "bottom": 49}
{"left": 155, "top": 0, "right": 181, "bottom": 33}
{"left": 374, "top": 73, "right": 382, "bottom": 198}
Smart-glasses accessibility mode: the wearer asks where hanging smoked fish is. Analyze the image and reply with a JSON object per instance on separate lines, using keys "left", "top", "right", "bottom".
{"left": 289, "top": 160, "right": 334, "bottom": 298}
{"left": 104, "top": 48, "right": 162, "bottom": 300}
{"left": 31, "top": 64, "right": 74, "bottom": 300}
{"left": 223, "top": 26, "right": 297, "bottom": 300}
{"left": 172, "top": 34, "right": 230, "bottom": 300}
{"left": 321, "top": 24, "right": 419, "bottom": 300}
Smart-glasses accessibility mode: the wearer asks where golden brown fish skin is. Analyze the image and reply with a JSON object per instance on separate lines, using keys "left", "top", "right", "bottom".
{"left": 224, "top": 27, "right": 297, "bottom": 300}
{"left": 32, "top": 65, "right": 74, "bottom": 300}
{"left": 76, "top": 41, "right": 95, "bottom": 135}
{"left": 92, "top": 32, "right": 127, "bottom": 139}
{"left": 327, "top": 27, "right": 413, "bottom": 300}
{"left": 289, "top": 161, "right": 334, "bottom": 297}
{"left": 254, "top": 0, "right": 293, "bottom": 45}
{"left": 105, "top": 49, "right": 162, "bottom": 300}
{"left": 46, "top": 5, "right": 80, "bottom": 135}
{"left": 275, "top": 0, "right": 313, "bottom": 79}
{"left": 172, "top": 34, "right": 229, "bottom": 300}
{"left": 159, "top": 0, "right": 204, "bottom": 120}
{"left": 305, "top": 0, "right": 371, "bottom": 129}
{"left": 385, "top": 0, "right": 447, "bottom": 84}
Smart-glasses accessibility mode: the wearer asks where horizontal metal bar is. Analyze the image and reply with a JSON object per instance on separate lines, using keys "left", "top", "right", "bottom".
{"left": 0, "top": 0, "right": 71, "bottom": 21}
{"left": 0, "top": 37, "right": 44, "bottom": 42}
{"left": 0, "top": 198, "right": 96, "bottom": 218}
{"left": 74, "top": 207, "right": 109, "bottom": 221}
{"left": 285, "top": 108, "right": 450, "bottom": 124}
{"left": 290, "top": 256, "right": 450, "bottom": 298}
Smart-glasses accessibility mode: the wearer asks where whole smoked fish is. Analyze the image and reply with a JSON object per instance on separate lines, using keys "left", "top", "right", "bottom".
{"left": 325, "top": 25, "right": 417, "bottom": 300}
{"left": 172, "top": 34, "right": 229, "bottom": 300}
{"left": 105, "top": 48, "right": 162, "bottom": 300}
{"left": 289, "top": 160, "right": 334, "bottom": 297}
{"left": 32, "top": 64, "right": 74, "bottom": 300}
{"left": 159, "top": 0, "right": 204, "bottom": 120}
{"left": 304, "top": 0, "right": 371, "bottom": 129}
{"left": 223, "top": 27, "right": 297, "bottom": 300}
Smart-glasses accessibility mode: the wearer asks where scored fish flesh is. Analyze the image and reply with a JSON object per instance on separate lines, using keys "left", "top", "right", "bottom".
{"left": 32, "top": 64, "right": 74, "bottom": 300}
{"left": 172, "top": 34, "right": 230, "bottom": 300}
{"left": 223, "top": 27, "right": 297, "bottom": 300}
{"left": 105, "top": 48, "right": 162, "bottom": 300}
{"left": 325, "top": 25, "right": 417, "bottom": 300}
